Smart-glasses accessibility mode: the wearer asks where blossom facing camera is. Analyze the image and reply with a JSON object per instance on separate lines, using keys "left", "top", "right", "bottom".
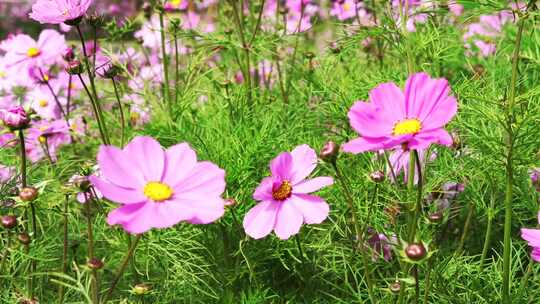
{"left": 29, "top": 0, "right": 93, "bottom": 25}
{"left": 243, "top": 145, "right": 334, "bottom": 240}
{"left": 343, "top": 72, "right": 457, "bottom": 153}
{"left": 89, "top": 136, "right": 226, "bottom": 234}
{"left": 0, "top": 106, "right": 30, "bottom": 130}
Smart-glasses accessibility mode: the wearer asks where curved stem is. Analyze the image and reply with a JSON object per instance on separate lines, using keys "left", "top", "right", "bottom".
{"left": 159, "top": 11, "right": 171, "bottom": 110}
{"left": 77, "top": 75, "right": 108, "bottom": 145}
{"left": 59, "top": 194, "right": 69, "bottom": 303}
{"left": 102, "top": 234, "right": 142, "bottom": 303}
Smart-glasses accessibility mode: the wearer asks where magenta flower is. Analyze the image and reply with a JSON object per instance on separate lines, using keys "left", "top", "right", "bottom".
{"left": 243, "top": 144, "right": 333, "bottom": 240}
{"left": 0, "top": 105, "right": 30, "bottom": 130}
{"left": 330, "top": 0, "right": 361, "bottom": 21}
{"left": 343, "top": 72, "right": 457, "bottom": 153}
{"left": 25, "top": 119, "right": 71, "bottom": 162}
{"left": 29, "top": 0, "right": 93, "bottom": 25}
{"left": 521, "top": 213, "right": 540, "bottom": 262}
{"left": 89, "top": 136, "right": 226, "bottom": 234}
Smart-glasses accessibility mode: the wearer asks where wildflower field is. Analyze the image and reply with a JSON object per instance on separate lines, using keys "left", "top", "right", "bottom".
{"left": 1, "top": 0, "right": 540, "bottom": 303}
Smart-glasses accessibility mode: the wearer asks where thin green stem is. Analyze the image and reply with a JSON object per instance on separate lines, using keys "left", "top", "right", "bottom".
{"left": 502, "top": 8, "right": 527, "bottom": 303}
{"left": 159, "top": 11, "right": 171, "bottom": 110}
{"left": 480, "top": 183, "right": 496, "bottom": 269}
{"left": 77, "top": 74, "right": 108, "bottom": 145}
{"left": 228, "top": 0, "right": 252, "bottom": 105}
{"left": 84, "top": 192, "right": 98, "bottom": 304}
{"left": 331, "top": 161, "right": 376, "bottom": 304}
{"left": 102, "top": 234, "right": 142, "bottom": 303}
{"left": 59, "top": 194, "right": 69, "bottom": 304}
{"left": 111, "top": 78, "right": 126, "bottom": 147}
{"left": 457, "top": 201, "right": 474, "bottom": 255}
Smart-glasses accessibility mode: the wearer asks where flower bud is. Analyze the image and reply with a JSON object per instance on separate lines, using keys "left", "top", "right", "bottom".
{"left": 389, "top": 280, "right": 401, "bottom": 294}
{"left": 63, "top": 47, "right": 76, "bottom": 62}
{"left": 1, "top": 215, "right": 17, "bottom": 229}
{"left": 19, "top": 187, "right": 39, "bottom": 202}
{"left": 100, "top": 64, "right": 122, "bottom": 79}
{"left": 369, "top": 170, "right": 385, "bottom": 183}
{"left": 329, "top": 42, "right": 341, "bottom": 54}
{"left": 427, "top": 211, "right": 443, "bottom": 223}
{"left": 224, "top": 198, "right": 237, "bottom": 208}
{"left": 87, "top": 258, "right": 104, "bottom": 270}
{"left": 319, "top": 141, "right": 340, "bottom": 163}
{"left": 132, "top": 283, "right": 152, "bottom": 296}
{"left": 2, "top": 198, "right": 16, "bottom": 208}
{"left": 18, "top": 232, "right": 31, "bottom": 245}
{"left": 304, "top": 52, "right": 315, "bottom": 60}
{"left": 64, "top": 15, "right": 83, "bottom": 26}
{"left": 66, "top": 60, "right": 84, "bottom": 75}
{"left": 0, "top": 106, "right": 30, "bottom": 130}
{"left": 405, "top": 242, "right": 427, "bottom": 261}
{"left": 87, "top": 14, "right": 106, "bottom": 28}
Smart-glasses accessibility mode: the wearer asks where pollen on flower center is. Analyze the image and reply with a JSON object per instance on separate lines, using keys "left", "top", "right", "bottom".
{"left": 393, "top": 118, "right": 422, "bottom": 136}
{"left": 272, "top": 180, "right": 292, "bottom": 201}
{"left": 144, "top": 182, "right": 173, "bottom": 202}
{"left": 38, "top": 99, "right": 48, "bottom": 107}
{"left": 343, "top": 3, "right": 351, "bottom": 11}
{"left": 27, "top": 47, "right": 41, "bottom": 58}
{"left": 0, "top": 71, "right": 6, "bottom": 78}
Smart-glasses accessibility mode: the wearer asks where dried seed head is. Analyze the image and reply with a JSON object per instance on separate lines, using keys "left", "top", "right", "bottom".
{"left": 19, "top": 187, "right": 38, "bottom": 202}
{"left": 389, "top": 280, "right": 401, "bottom": 294}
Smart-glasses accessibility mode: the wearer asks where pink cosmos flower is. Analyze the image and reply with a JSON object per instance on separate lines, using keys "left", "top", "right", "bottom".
{"left": 521, "top": 213, "right": 540, "bottom": 262}
{"left": 343, "top": 72, "right": 457, "bottom": 153}
{"left": 0, "top": 164, "right": 14, "bottom": 183}
{"left": 25, "top": 119, "right": 71, "bottom": 162}
{"left": 330, "top": 0, "right": 361, "bottom": 21}
{"left": 243, "top": 144, "right": 334, "bottom": 240}
{"left": 89, "top": 136, "right": 226, "bottom": 234}
{"left": 28, "top": 87, "right": 63, "bottom": 120}
{"left": 29, "top": 0, "right": 93, "bottom": 25}
{"left": 0, "top": 105, "right": 30, "bottom": 130}
{"left": 2, "top": 30, "right": 66, "bottom": 81}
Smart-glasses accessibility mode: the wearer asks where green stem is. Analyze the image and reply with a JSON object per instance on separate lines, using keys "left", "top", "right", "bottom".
{"left": 77, "top": 74, "right": 108, "bottom": 145}
{"left": 480, "top": 183, "right": 496, "bottom": 269}
{"left": 407, "top": 150, "right": 422, "bottom": 243}
{"left": 457, "top": 201, "right": 474, "bottom": 255}
{"left": 59, "top": 194, "right": 69, "bottom": 304}
{"left": 159, "top": 11, "right": 171, "bottom": 110}
{"left": 331, "top": 161, "right": 376, "bottom": 304}
{"left": 111, "top": 78, "right": 126, "bottom": 147}
{"left": 102, "top": 234, "right": 142, "bottom": 303}
{"left": 228, "top": 0, "right": 252, "bottom": 105}
{"left": 84, "top": 192, "right": 98, "bottom": 304}
{"left": 502, "top": 8, "right": 527, "bottom": 303}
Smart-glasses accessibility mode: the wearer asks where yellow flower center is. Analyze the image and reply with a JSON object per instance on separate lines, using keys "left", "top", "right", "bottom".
{"left": 343, "top": 2, "right": 351, "bottom": 11}
{"left": 171, "top": 0, "right": 183, "bottom": 6}
{"left": 38, "top": 99, "right": 48, "bottom": 107}
{"left": 27, "top": 47, "right": 41, "bottom": 58}
{"left": 61, "top": 9, "right": 69, "bottom": 16}
{"left": 272, "top": 180, "right": 292, "bottom": 201}
{"left": 393, "top": 118, "right": 422, "bottom": 136}
{"left": 144, "top": 182, "right": 173, "bottom": 202}
{"left": 0, "top": 71, "right": 6, "bottom": 78}
{"left": 38, "top": 135, "right": 47, "bottom": 143}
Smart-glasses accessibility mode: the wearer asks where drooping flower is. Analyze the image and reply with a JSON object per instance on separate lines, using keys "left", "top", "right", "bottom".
{"left": 243, "top": 144, "right": 333, "bottom": 240}
{"left": 343, "top": 72, "right": 457, "bottom": 153}
{"left": 89, "top": 136, "right": 226, "bottom": 234}
{"left": 29, "top": 0, "right": 93, "bottom": 25}
{"left": 521, "top": 213, "right": 540, "bottom": 262}
{"left": 387, "top": 147, "right": 436, "bottom": 184}
{"left": 366, "top": 228, "right": 395, "bottom": 261}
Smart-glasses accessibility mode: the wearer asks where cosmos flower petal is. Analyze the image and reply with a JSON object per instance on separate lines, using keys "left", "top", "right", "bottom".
{"left": 253, "top": 176, "right": 275, "bottom": 201}
{"left": 270, "top": 151, "right": 293, "bottom": 180}
{"left": 89, "top": 176, "right": 146, "bottom": 204}
{"left": 293, "top": 177, "right": 334, "bottom": 194}
{"left": 342, "top": 137, "right": 388, "bottom": 154}
{"left": 521, "top": 228, "right": 540, "bottom": 247}
{"left": 408, "top": 128, "right": 453, "bottom": 150}
{"left": 162, "top": 143, "right": 197, "bottom": 188}
{"left": 369, "top": 82, "right": 406, "bottom": 122}
{"left": 289, "top": 194, "right": 329, "bottom": 224}
{"left": 173, "top": 161, "right": 225, "bottom": 195}
{"left": 274, "top": 202, "right": 303, "bottom": 240}
{"left": 289, "top": 144, "right": 318, "bottom": 183}
{"left": 124, "top": 136, "right": 165, "bottom": 182}
{"left": 243, "top": 200, "right": 279, "bottom": 239}
{"left": 532, "top": 248, "right": 540, "bottom": 262}
{"left": 348, "top": 101, "right": 394, "bottom": 139}
{"left": 107, "top": 202, "right": 147, "bottom": 230}
{"left": 97, "top": 145, "right": 145, "bottom": 188}
{"left": 168, "top": 197, "right": 225, "bottom": 224}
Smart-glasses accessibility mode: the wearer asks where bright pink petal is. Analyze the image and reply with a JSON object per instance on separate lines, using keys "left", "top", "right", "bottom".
{"left": 97, "top": 145, "right": 145, "bottom": 188}
{"left": 522, "top": 228, "right": 540, "bottom": 247}
{"left": 369, "top": 82, "right": 405, "bottom": 122}
{"left": 293, "top": 177, "right": 333, "bottom": 194}
{"left": 409, "top": 129, "right": 453, "bottom": 150}
{"left": 253, "top": 176, "right": 275, "bottom": 201}
{"left": 107, "top": 202, "right": 147, "bottom": 231}
{"left": 118, "top": 203, "right": 160, "bottom": 234}
{"left": 243, "top": 200, "right": 279, "bottom": 239}
{"left": 289, "top": 144, "right": 318, "bottom": 183}
{"left": 289, "top": 194, "right": 329, "bottom": 224}
{"left": 124, "top": 136, "right": 165, "bottom": 182}
{"left": 274, "top": 202, "right": 303, "bottom": 240}
{"left": 168, "top": 196, "right": 225, "bottom": 224}
{"left": 348, "top": 101, "right": 394, "bottom": 139}
{"left": 342, "top": 137, "right": 388, "bottom": 153}
{"left": 89, "top": 176, "right": 146, "bottom": 204}
{"left": 270, "top": 151, "right": 293, "bottom": 180}
{"left": 162, "top": 143, "right": 197, "bottom": 188}
{"left": 173, "top": 161, "right": 225, "bottom": 195}
{"left": 532, "top": 247, "right": 540, "bottom": 262}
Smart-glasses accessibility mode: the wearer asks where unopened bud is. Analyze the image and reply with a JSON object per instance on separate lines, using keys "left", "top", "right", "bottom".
{"left": 389, "top": 280, "right": 401, "bottom": 294}
{"left": 428, "top": 212, "right": 443, "bottom": 223}
{"left": 369, "top": 170, "right": 385, "bottom": 183}
{"left": 18, "top": 232, "right": 31, "bottom": 245}
{"left": 66, "top": 60, "right": 84, "bottom": 75}
{"left": 132, "top": 283, "right": 152, "bottom": 296}
{"left": 19, "top": 187, "right": 39, "bottom": 202}
{"left": 1, "top": 215, "right": 17, "bottom": 229}
{"left": 0, "top": 106, "right": 30, "bottom": 130}
{"left": 63, "top": 47, "right": 76, "bottom": 62}
{"left": 87, "top": 258, "right": 104, "bottom": 270}
{"left": 405, "top": 242, "right": 427, "bottom": 261}
{"left": 319, "top": 141, "right": 340, "bottom": 163}
{"left": 224, "top": 198, "right": 237, "bottom": 208}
